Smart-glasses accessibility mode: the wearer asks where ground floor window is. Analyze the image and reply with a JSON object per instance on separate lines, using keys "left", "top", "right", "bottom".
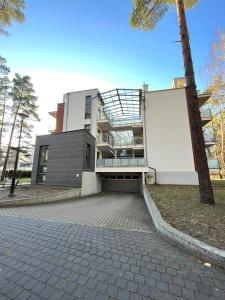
{"left": 37, "top": 145, "right": 49, "bottom": 184}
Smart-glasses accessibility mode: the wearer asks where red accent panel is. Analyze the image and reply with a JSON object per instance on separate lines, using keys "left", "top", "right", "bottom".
{"left": 55, "top": 103, "right": 64, "bottom": 133}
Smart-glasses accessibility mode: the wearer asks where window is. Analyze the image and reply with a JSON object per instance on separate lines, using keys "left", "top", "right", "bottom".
{"left": 85, "top": 95, "right": 92, "bottom": 119}
{"left": 37, "top": 145, "right": 49, "bottom": 184}
{"left": 85, "top": 143, "right": 91, "bottom": 169}
{"left": 84, "top": 124, "right": 91, "bottom": 132}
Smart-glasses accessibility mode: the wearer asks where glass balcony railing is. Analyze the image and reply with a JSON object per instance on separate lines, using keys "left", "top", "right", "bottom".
{"left": 203, "top": 131, "right": 216, "bottom": 143}
{"left": 201, "top": 109, "right": 212, "bottom": 119}
{"left": 97, "top": 114, "right": 143, "bottom": 127}
{"left": 208, "top": 159, "right": 220, "bottom": 169}
{"left": 96, "top": 133, "right": 114, "bottom": 147}
{"left": 114, "top": 136, "right": 143, "bottom": 147}
{"left": 110, "top": 116, "right": 143, "bottom": 126}
{"left": 96, "top": 158, "right": 147, "bottom": 167}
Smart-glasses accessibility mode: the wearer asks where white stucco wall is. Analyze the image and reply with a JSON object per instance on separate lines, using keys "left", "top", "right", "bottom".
{"left": 63, "top": 89, "right": 99, "bottom": 137}
{"left": 81, "top": 172, "right": 101, "bottom": 196}
{"left": 145, "top": 88, "right": 198, "bottom": 185}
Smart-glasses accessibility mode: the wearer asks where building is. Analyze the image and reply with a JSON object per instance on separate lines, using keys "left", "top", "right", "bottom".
{"left": 31, "top": 78, "right": 220, "bottom": 194}
{"left": 0, "top": 144, "right": 34, "bottom": 175}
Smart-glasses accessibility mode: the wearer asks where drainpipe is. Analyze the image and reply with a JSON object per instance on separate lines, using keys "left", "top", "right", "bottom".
{"left": 143, "top": 89, "right": 148, "bottom": 185}
{"left": 148, "top": 165, "right": 157, "bottom": 185}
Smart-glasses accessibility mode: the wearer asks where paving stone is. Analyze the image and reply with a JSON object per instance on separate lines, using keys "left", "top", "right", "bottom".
{"left": 134, "top": 274, "right": 145, "bottom": 284}
{"left": 117, "top": 289, "right": 131, "bottom": 300}
{"left": 169, "top": 283, "right": 182, "bottom": 297}
{"left": 106, "top": 285, "right": 118, "bottom": 298}
{"left": 0, "top": 198, "right": 224, "bottom": 300}
{"left": 39, "top": 286, "right": 55, "bottom": 298}
{"left": 138, "top": 284, "right": 151, "bottom": 297}
{"left": 6, "top": 285, "right": 23, "bottom": 299}
{"left": 156, "top": 280, "right": 169, "bottom": 292}
{"left": 182, "top": 287, "right": 196, "bottom": 300}
{"left": 14, "top": 290, "right": 31, "bottom": 300}
{"left": 24, "top": 278, "right": 40, "bottom": 290}
{"left": 73, "top": 285, "right": 86, "bottom": 298}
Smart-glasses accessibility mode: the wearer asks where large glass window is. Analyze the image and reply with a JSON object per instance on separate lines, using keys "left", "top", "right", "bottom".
{"left": 85, "top": 95, "right": 92, "bottom": 119}
{"left": 37, "top": 145, "right": 49, "bottom": 184}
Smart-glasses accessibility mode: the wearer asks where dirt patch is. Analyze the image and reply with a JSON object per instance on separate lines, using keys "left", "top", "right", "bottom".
{"left": 148, "top": 181, "right": 225, "bottom": 250}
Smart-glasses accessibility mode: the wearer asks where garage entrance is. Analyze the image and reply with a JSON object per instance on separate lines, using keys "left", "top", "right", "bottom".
{"left": 101, "top": 173, "right": 141, "bottom": 193}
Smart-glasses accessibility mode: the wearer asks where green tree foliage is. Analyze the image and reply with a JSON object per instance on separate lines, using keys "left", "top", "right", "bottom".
{"left": 0, "top": 55, "right": 10, "bottom": 159}
{"left": 0, "top": 0, "right": 25, "bottom": 35}
{"left": 131, "top": 0, "right": 197, "bottom": 30}
{"left": 1, "top": 73, "right": 39, "bottom": 179}
{"left": 206, "top": 31, "right": 225, "bottom": 84}
{"left": 205, "top": 32, "right": 225, "bottom": 176}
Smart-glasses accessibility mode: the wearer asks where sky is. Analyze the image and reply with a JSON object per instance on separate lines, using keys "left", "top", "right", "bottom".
{"left": 0, "top": 0, "right": 225, "bottom": 140}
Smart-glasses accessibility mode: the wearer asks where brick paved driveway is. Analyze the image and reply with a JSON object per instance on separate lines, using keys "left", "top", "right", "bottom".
{"left": 0, "top": 193, "right": 224, "bottom": 299}
{"left": 0, "top": 193, "right": 152, "bottom": 232}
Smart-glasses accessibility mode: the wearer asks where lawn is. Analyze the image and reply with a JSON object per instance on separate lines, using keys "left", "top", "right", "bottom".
{"left": 0, "top": 177, "right": 31, "bottom": 185}
{"left": 148, "top": 181, "right": 225, "bottom": 250}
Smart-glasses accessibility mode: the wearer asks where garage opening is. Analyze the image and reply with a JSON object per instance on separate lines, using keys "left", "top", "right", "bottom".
{"left": 101, "top": 173, "right": 141, "bottom": 193}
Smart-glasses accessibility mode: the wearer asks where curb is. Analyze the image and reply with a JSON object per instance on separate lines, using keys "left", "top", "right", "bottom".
{"left": 143, "top": 185, "right": 225, "bottom": 270}
{"left": 0, "top": 188, "right": 82, "bottom": 207}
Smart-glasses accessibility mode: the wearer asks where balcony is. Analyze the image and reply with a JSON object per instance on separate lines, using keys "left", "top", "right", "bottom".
{"left": 96, "top": 158, "right": 147, "bottom": 168}
{"left": 201, "top": 109, "right": 212, "bottom": 126}
{"left": 110, "top": 116, "right": 143, "bottom": 127}
{"left": 208, "top": 159, "right": 220, "bottom": 170}
{"left": 97, "top": 117, "right": 112, "bottom": 131}
{"left": 96, "top": 133, "right": 114, "bottom": 150}
{"left": 114, "top": 136, "right": 144, "bottom": 149}
{"left": 198, "top": 93, "right": 211, "bottom": 107}
{"left": 97, "top": 115, "right": 143, "bottom": 131}
{"left": 203, "top": 130, "right": 216, "bottom": 146}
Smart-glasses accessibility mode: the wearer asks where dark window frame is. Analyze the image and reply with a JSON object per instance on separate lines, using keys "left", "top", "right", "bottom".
{"left": 85, "top": 143, "right": 91, "bottom": 169}
{"left": 85, "top": 95, "right": 92, "bottom": 119}
{"left": 37, "top": 145, "right": 49, "bottom": 184}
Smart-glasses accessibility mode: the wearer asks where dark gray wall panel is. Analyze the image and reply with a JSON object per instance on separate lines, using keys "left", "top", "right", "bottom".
{"left": 31, "top": 130, "right": 95, "bottom": 187}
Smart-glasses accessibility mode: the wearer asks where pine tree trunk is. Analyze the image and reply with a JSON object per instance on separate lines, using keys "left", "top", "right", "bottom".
{"left": 1, "top": 104, "right": 20, "bottom": 180}
{"left": 175, "top": 0, "right": 215, "bottom": 204}
{"left": 0, "top": 88, "right": 6, "bottom": 151}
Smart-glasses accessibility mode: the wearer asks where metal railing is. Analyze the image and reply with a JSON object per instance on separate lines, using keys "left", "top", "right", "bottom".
{"left": 110, "top": 116, "right": 143, "bottom": 126}
{"left": 208, "top": 159, "right": 220, "bottom": 169}
{"left": 201, "top": 109, "right": 212, "bottom": 119}
{"left": 96, "top": 158, "right": 147, "bottom": 167}
{"left": 203, "top": 131, "right": 216, "bottom": 143}
{"left": 114, "top": 136, "right": 143, "bottom": 147}
{"left": 96, "top": 133, "right": 114, "bottom": 147}
{"left": 97, "top": 114, "right": 143, "bottom": 127}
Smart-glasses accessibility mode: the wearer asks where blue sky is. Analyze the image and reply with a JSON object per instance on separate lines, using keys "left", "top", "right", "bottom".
{"left": 0, "top": 0, "right": 225, "bottom": 135}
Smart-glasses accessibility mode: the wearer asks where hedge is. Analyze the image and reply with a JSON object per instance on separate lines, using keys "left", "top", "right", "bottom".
{"left": 6, "top": 170, "right": 32, "bottom": 179}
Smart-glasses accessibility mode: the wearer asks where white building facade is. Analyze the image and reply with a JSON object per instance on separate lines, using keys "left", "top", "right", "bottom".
{"left": 39, "top": 78, "right": 219, "bottom": 193}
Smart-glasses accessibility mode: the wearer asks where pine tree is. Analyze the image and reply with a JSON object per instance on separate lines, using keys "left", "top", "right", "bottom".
{"left": 0, "top": 0, "right": 25, "bottom": 35}
{"left": 131, "top": 0, "right": 215, "bottom": 204}
{"left": 0, "top": 56, "right": 10, "bottom": 162}
{"left": 1, "top": 73, "right": 39, "bottom": 180}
